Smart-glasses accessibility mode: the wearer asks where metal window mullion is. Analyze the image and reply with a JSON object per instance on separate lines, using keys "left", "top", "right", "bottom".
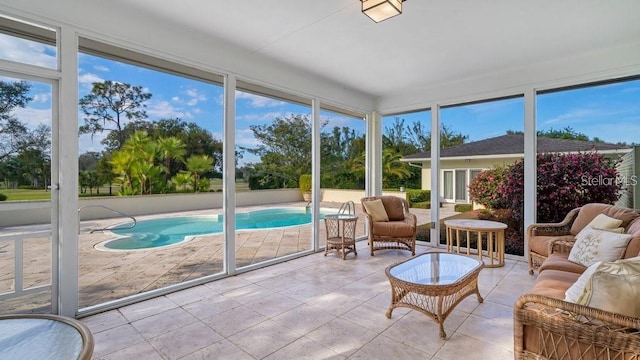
{"left": 223, "top": 74, "right": 237, "bottom": 275}
{"left": 312, "top": 98, "right": 321, "bottom": 251}
{"left": 430, "top": 105, "right": 441, "bottom": 247}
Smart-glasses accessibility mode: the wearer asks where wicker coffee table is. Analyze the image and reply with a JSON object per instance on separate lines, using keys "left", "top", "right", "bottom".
{"left": 385, "top": 252, "right": 484, "bottom": 338}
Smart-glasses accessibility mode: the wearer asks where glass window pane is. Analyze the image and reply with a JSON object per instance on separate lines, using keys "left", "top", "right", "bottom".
{"left": 0, "top": 75, "right": 54, "bottom": 313}
{"left": 0, "top": 15, "right": 57, "bottom": 69}
{"left": 77, "top": 43, "right": 224, "bottom": 309}
{"left": 235, "top": 86, "right": 312, "bottom": 267}
{"left": 455, "top": 170, "right": 467, "bottom": 201}
{"left": 443, "top": 171, "right": 453, "bottom": 199}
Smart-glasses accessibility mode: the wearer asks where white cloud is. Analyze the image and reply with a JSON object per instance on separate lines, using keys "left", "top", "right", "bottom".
{"left": 93, "top": 65, "right": 110, "bottom": 72}
{"left": 171, "top": 96, "right": 181, "bottom": 102}
{"left": 235, "top": 128, "right": 259, "bottom": 148}
{"left": 185, "top": 88, "right": 207, "bottom": 106}
{"left": 236, "top": 92, "right": 285, "bottom": 108}
{"left": 78, "top": 72, "right": 104, "bottom": 89}
{"left": 237, "top": 111, "right": 287, "bottom": 123}
{"left": 13, "top": 107, "right": 52, "bottom": 128}
{"left": 146, "top": 100, "right": 188, "bottom": 119}
{"left": 0, "top": 34, "right": 56, "bottom": 69}
{"left": 32, "top": 93, "right": 50, "bottom": 103}
{"left": 542, "top": 108, "right": 599, "bottom": 126}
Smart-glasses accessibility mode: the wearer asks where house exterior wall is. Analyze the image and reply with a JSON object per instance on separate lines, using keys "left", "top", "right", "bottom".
{"left": 419, "top": 157, "right": 520, "bottom": 203}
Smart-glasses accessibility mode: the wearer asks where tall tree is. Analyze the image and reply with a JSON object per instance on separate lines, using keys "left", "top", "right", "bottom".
{"left": 79, "top": 81, "right": 152, "bottom": 149}
{"left": 0, "top": 80, "right": 32, "bottom": 161}
{"left": 244, "top": 114, "right": 312, "bottom": 188}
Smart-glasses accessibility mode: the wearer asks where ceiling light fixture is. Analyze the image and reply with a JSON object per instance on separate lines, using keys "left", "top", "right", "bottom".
{"left": 361, "top": 0, "right": 405, "bottom": 23}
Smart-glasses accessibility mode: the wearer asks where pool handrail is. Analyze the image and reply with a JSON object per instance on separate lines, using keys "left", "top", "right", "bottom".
{"left": 78, "top": 205, "right": 137, "bottom": 233}
{"left": 338, "top": 201, "right": 355, "bottom": 215}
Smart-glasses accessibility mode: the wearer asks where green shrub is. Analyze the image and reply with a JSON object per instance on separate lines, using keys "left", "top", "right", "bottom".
{"left": 411, "top": 201, "right": 431, "bottom": 209}
{"left": 454, "top": 204, "right": 473, "bottom": 212}
{"left": 406, "top": 189, "right": 430, "bottom": 205}
{"left": 299, "top": 174, "right": 312, "bottom": 193}
{"left": 0, "top": 193, "right": 6, "bottom": 201}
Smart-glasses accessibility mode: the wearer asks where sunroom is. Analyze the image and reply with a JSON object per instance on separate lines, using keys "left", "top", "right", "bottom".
{"left": 0, "top": 0, "right": 639, "bottom": 359}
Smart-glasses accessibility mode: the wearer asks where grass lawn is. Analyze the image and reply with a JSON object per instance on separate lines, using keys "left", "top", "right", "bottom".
{"left": 1, "top": 179, "right": 252, "bottom": 202}
{"left": 0, "top": 188, "right": 52, "bottom": 201}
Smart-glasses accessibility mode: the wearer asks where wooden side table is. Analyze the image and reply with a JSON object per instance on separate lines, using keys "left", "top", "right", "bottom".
{"left": 324, "top": 214, "right": 358, "bottom": 259}
{"left": 444, "top": 219, "right": 507, "bottom": 268}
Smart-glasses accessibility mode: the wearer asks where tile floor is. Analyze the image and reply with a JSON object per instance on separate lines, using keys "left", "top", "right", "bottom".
{"left": 82, "top": 242, "right": 537, "bottom": 359}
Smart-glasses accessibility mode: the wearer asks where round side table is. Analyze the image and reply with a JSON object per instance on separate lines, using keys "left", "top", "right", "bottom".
{"left": 324, "top": 213, "right": 358, "bottom": 260}
{"left": 444, "top": 219, "right": 507, "bottom": 267}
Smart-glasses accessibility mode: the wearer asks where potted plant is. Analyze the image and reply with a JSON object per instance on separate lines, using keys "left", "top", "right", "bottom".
{"left": 299, "top": 174, "right": 312, "bottom": 201}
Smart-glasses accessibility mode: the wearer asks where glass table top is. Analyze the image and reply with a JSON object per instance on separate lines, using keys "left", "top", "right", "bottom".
{"left": 0, "top": 317, "right": 86, "bottom": 359}
{"left": 388, "top": 252, "right": 483, "bottom": 286}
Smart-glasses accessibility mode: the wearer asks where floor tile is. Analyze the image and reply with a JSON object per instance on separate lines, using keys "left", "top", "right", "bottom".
{"left": 179, "top": 339, "right": 255, "bottom": 360}
{"left": 81, "top": 246, "right": 534, "bottom": 360}
{"left": 81, "top": 309, "right": 128, "bottom": 334}
{"left": 92, "top": 324, "right": 146, "bottom": 358}
{"left": 272, "top": 303, "right": 336, "bottom": 335}
{"left": 132, "top": 307, "right": 199, "bottom": 339}
{"left": 205, "top": 305, "right": 269, "bottom": 337}
{"left": 228, "top": 319, "right": 301, "bottom": 359}
{"left": 119, "top": 296, "right": 178, "bottom": 322}
{"left": 93, "top": 341, "right": 163, "bottom": 360}
{"left": 350, "top": 334, "right": 432, "bottom": 359}
{"left": 149, "top": 321, "right": 223, "bottom": 360}
{"left": 434, "top": 332, "right": 514, "bottom": 360}
{"left": 263, "top": 337, "right": 344, "bottom": 360}
{"left": 306, "top": 317, "right": 379, "bottom": 357}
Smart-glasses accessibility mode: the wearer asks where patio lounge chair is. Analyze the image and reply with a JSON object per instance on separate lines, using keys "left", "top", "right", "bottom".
{"left": 361, "top": 196, "right": 416, "bottom": 256}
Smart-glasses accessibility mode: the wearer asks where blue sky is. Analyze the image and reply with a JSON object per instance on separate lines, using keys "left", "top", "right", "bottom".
{"left": 3, "top": 32, "right": 639, "bottom": 163}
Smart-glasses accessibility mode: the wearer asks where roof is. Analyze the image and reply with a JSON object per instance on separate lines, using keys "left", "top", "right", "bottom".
{"left": 402, "top": 134, "right": 631, "bottom": 161}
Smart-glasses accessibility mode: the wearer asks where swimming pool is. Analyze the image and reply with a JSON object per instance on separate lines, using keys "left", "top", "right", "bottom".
{"left": 96, "top": 207, "right": 331, "bottom": 251}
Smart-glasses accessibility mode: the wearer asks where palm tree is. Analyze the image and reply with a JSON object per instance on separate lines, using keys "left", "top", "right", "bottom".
{"left": 185, "top": 155, "right": 213, "bottom": 192}
{"left": 171, "top": 171, "right": 193, "bottom": 191}
{"left": 157, "top": 136, "right": 186, "bottom": 186}
{"left": 382, "top": 149, "right": 410, "bottom": 188}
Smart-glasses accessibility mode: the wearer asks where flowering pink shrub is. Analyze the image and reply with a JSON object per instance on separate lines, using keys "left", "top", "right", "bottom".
{"left": 468, "top": 166, "right": 508, "bottom": 209}
{"left": 470, "top": 151, "right": 621, "bottom": 255}
{"left": 501, "top": 152, "right": 621, "bottom": 227}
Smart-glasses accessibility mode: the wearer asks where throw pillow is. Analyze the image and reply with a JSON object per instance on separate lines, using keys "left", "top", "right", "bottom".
{"left": 363, "top": 199, "right": 389, "bottom": 222}
{"left": 567, "top": 226, "right": 632, "bottom": 267}
{"left": 578, "top": 272, "right": 640, "bottom": 318}
{"left": 564, "top": 256, "right": 640, "bottom": 303}
{"left": 564, "top": 261, "right": 602, "bottom": 303}
{"left": 587, "top": 213, "right": 623, "bottom": 230}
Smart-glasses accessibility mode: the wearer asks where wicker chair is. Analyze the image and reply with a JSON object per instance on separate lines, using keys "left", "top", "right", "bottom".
{"left": 361, "top": 196, "right": 416, "bottom": 256}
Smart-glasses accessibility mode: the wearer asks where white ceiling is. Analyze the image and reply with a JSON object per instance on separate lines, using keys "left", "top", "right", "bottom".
{"left": 106, "top": 0, "right": 640, "bottom": 101}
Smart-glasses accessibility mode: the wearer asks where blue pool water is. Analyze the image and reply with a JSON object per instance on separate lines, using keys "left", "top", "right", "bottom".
{"left": 103, "top": 208, "right": 328, "bottom": 250}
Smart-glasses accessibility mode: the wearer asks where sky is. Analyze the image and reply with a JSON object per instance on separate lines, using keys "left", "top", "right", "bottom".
{"left": 2, "top": 31, "right": 640, "bottom": 166}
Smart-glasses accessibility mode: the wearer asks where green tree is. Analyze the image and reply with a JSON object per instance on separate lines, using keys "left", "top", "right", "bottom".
{"left": 185, "top": 155, "right": 213, "bottom": 192}
{"left": 79, "top": 81, "right": 152, "bottom": 149}
{"left": 320, "top": 126, "right": 365, "bottom": 189}
{"left": 0, "top": 80, "right": 32, "bottom": 161}
{"left": 244, "top": 114, "right": 311, "bottom": 189}
{"left": 171, "top": 171, "right": 193, "bottom": 191}
{"left": 157, "top": 136, "right": 186, "bottom": 186}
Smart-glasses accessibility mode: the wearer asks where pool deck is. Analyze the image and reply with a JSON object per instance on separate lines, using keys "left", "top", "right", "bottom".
{"left": 0, "top": 202, "right": 459, "bottom": 313}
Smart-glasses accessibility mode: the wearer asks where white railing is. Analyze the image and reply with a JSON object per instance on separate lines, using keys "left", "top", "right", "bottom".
{"left": 0, "top": 231, "right": 53, "bottom": 303}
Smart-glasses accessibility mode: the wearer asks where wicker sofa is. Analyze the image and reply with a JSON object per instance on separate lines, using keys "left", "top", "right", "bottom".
{"left": 527, "top": 203, "right": 640, "bottom": 274}
{"left": 514, "top": 203, "right": 640, "bottom": 359}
